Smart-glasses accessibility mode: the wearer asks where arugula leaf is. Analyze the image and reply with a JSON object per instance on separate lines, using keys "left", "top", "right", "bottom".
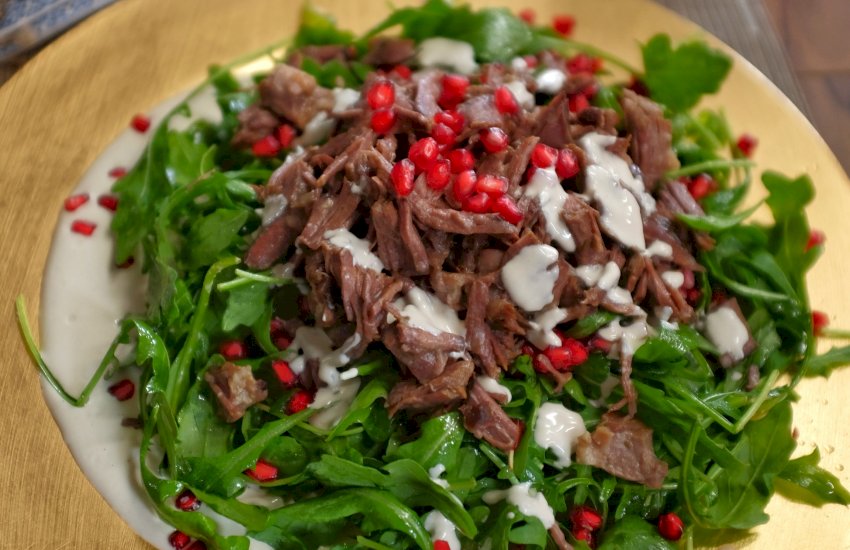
{"left": 222, "top": 281, "right": 269, "bottom": 332}
{"left": 597, "top": 516, "right": 676, "bottom": 549}
{"left": 778, "top": 448, "right": 850, "bottom": 505}
{"left": 188, "top": 208, "right": 249, "bottom": 269}
{"left": 677, "top": 201, "right": 761, "bottom": 232}
{"left": 176, "top": 372, "right": 234, "bottom": 458}
{"left": 292, "top": 4, "right": 355, "bottom": 48}
{"left": 804, "top": 345, "right": 850, "bottom": 377}
{"left": 642, "top": 34, "right": 732, "bottom": 111}
{"left": 389, "top": 412, "right": 465, "bottom": 472}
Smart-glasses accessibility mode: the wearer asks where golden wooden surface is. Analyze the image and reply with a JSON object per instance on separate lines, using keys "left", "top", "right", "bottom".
{"left": 1, "top": 0, "right": 849, "bottom": 548}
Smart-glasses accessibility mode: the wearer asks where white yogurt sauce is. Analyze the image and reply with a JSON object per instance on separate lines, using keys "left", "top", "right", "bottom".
{"left": 598, "top": 318, "right": 652, "bottom": 356}
{"left": 504, "top": 80, "right": 535, "bottom": 110}
{"left": 423, "top": 510, "right": 462, "bottom": 550}
{"left": 323, "top": 228, "right": 384, "bottom": 272}
{"left": 477, "top": 376, "right": 512, "bottom": 403}
{"left": 575, "top": 264, "right": 604, "bottom": 287}
{"left": 483, "top": 482, "right": 556, "bottom": 528}
{"left": 645, "top": 240, "right": 673, "bottom": 258}
{"left": 298, "top": 111, "right": 335, "bottom": 145}
{"left": 501, "top": 244, "right": 559, "bottom": 312}
{"left": 527, "top": 307, "right": 567, "bottom": 349}
{"left": 331, "top": 87, "right": 360, "bottom": 113}
{"left": 393, "top": 287, "right": 466, "bottom": 337}
{"left": 575, "top": 262, "right": 634, "bottom": 307}
{"left": 260, "top": 194, "right": 288, "bottom": 226}
{"left": 510, "top": 56, "right": 529, "bottom": 73}
{"left": 661, "top": 270, "right": 685, "bottom": 289}
{"left": 429, "top": 463, "right": 450, "bottom": 489}
{"left": 535, "top": 68, "right": 568, "bottom": 95}
{"left": 704, "top": 306, "right": 749, "bottom": 360}
{"left": 310, "top": 378, "right": 361, "bottom": 430}
{"left": 416, "top": 37, "right": 478, "bottom": 75}
{"left": 523, "top": 167, "right": 576, "bottom": 252}
{"left": 533, "top": 402, "right": 587, "bottom": 468}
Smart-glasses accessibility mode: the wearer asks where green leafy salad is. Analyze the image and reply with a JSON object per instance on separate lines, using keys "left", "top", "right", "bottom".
{"left": 19, "top": 1, "right": 850, "bottom": 549}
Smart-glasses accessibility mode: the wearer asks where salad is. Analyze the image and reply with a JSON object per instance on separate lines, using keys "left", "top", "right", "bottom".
{"left": 17, "top": 1, "right": 850, "bottom": 549}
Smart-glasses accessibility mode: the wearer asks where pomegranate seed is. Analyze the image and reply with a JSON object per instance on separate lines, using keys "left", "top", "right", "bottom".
{"left": 130, "top": 114, "right": 151, "bottom": 132}
{"left": 686, "top": 288, "right": 702, "bottom": 304}
{"left": 476, "top": 174, "right": 508, "bottom": 196}
{"left": 463, "top": 192, "right": 493, "bottom": 213}
{"left": 64, "top": 193, "right": 89, "bottom": 212}
{"left": 71, "top": 220, "right": 96, "bottom": 236}
{"left": 568, "top": 94, "right": 590, "bottom": 113}
{"left": 426, "top": 159, "right": 452, "bottom": 191}
{"left": 168, "top": 531, "right": 191, "bottom": 549}
{"left": 408, "top": 137, "right": 439, "bottom": 171}
{"left": 806, "top": 229, "right": 826, "bottom": 251}
{"left": 367, "top": 80, "right": 395, "bottom": 110}
{"left": 570, "top": 506, "right": 603, "bottom": 531}
{"left": 531, "top": 143, "right": 558, "bottom": 169}
{"left": 627, "top": 75, "right": 650, "bottom": 97}
{"left": 218, "top": 340, "right": 247, "bottom": 360}
{"left": 518, "top": 8, "right": 535, "bottom": 24}
{"left": 391, "top": 159, "right": 416, "bottom": 196}
{"left": 175, "top": 489, "right": 200, "bottom": 511}
{"left": 812, "top": 310, "right": 829, "bottom": 336}
{"left": 453, "top": 170, "right": 477, "bottom": 201}
{"left": 567, "top": 53, "right": 602, "bottom": 74}
{"left": 431, "top": 123, "right": 456, "bottom": 146}
{"left": 543, "top": 338, "right": 588, "bottom": 371}
{"left": 252, "top": 135, "right": 281, "bottom": 157}
{"left": 687, "top": 173, "right": 715, "bottom": 200}
{"left": 107, "top": 379, "right": 135, "bottom": 401}
{"left": 447, "top": 149, "right": 475, "bottom": 173}
{"left": 524, "top": 55, "right": 539, "bottom": 68}
{"left": 276, "top": 124, "right": 295, "bottom": 148}
{"left": 479, "top": 127, "right": 509, "bottom": 153}
{"left": 371, "top": 108, "right": 396, "bottom": 134}
{"left": 270, "top": 320, "right": 292, "bottom": 350}
{"left": 590, "top": 336, "right": 612, "bottom": 353}
{"left": 555, "top": 148, "right": 580, "bottom": 179}
{"left": 287, "top": 389, "right": 313, "bottom": 414}
{"left": 552, "top": 14, "right": 576, "bottom": 37}
{"left": 438, "top": 74, "right": 469, "bottom": 109}
{"left": 245, "top": 458, "right": 278, "bottom": 482}
{"left": 492, "top": 195, "right": 523, "bottom": 224}
{"left": 185, "top": 542, "right": 207, "bottom": 550}
{"left": 435, "top": 110, "right": 466, "bottom": 134}
{"left": 116, "top": 256, "right": 135, "bottom": 269}
{"left": 271, "top": 360, "right": 297, "bottom": 387}
{"left": 97, "top": 194, "right": 119, "bottom": 212}
{"left": 108, "top": 166, "right": 127, "bottom": 179}
{"left": 494, "top": 86, "right": 519, "bottom": 115}
{"left": 736, "top": 133, "right": 758, "bottom": 157}
{"left": 391, "top": 65, "right": 412, "bottom": 79}
{"left": 572, "top": 528, "right": 594, "bottom": 544}
{"left": 657, "top": 512, "right": 684, "bottom": 541}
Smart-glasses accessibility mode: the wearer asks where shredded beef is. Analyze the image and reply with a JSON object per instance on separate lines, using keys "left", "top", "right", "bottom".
{"left": 460, "top": 383, "right": 522, "bottom": 452}
{"left": 621, "top": 89, "right": 679, "bottom": 189}
{"left": 232, "top": 105, "right": 278, "bottom": 148}
{"left": 382, "top": 322, "right": 466, "bottom": 383}
{"left": 362, "top": 37, "right": 415, "bottom": 66}
{"left": 205, "top": 362, "right": 268, "bottom": 423}
{"left": 387, "top": 359, "right": 474, "bottom": 415}
{"left": 259, "top": 64, "right": 334, "bottom": 129}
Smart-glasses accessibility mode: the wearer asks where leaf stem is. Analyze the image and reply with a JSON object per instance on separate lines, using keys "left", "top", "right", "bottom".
{"left": 666, "top": 158, "right": 755, "bottom": 179}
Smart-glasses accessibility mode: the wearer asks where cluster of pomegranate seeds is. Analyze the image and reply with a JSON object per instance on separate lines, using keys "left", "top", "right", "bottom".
{"left": 168, "top": 531, "right": 191, "bottom": 549}
{"left": 271, "top": 359, "right": 297, "bottom": 387}
{"left": 107, "top": 379, "right": 135, "bottom": 401}
{"left": 287, "top": 389, "right": 313, "bottom": 414}
{"left": 433, "top": 540, "right": 451, "bottom": 550}
{"left": 517, "top": 8, "right": 535, "bottom": 24}
{"left": 806, "top": 229, "right": 825, "bottom": 251}
{"left": 543, "top": 338, "right": 589, "bottom": 371}
{"left": 494, "top": 86, "right": 519, "bottom": 115}
{"left": 97, "top": 194, "right": 119, "bottom": 211}
{"left": 736, "top": 133, "right": 758, "bottom": 157}
{"left": 175, "top": 489, "right": 200, "bottom": 511}
{"left": 130, "top": 114, "right": 151, "bottom": 133}
{"left": 391, "top": 158, "right": 416, "bottom": 196}
{"left": 552, "top": 14, "right": 576, "bottom": 37}
{"left": 252, "top": 135, "right": 281, "bottom": 157}
{"left": 570, "top": 505, "right": 603, "bottom": 545}
{"left": 479, "top": 127, "right": 509, "bottom": 153}
{"left": 812, "top": 310, "right": 829, "bottom": 336}
{"left": 438, "top": 74, "right": 470, "bottom": 109}
{"left": 71, "top": 220, "right": 97, "bottom": 236}
{"left": 566, "top": 53, "right": 603, "bottom": 75}
{"left": 64, "top": 193, "right": 89, "bottom": 212}
{"left": 657, "top": 512, "right": 685, "bottom": 541}
{"left": 218, "top": 339, "right": 247, "bottom": 360}
{"left": 244, "top": 458, "right": 279, "bottom": 482}
{"left": 684, "top": 173, "right": 716, "bottom": 201}
{"left": 276, "top": 124, "right": 295, "bottom": 149}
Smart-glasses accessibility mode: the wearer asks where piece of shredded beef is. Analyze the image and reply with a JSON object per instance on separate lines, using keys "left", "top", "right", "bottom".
{"left": 621, "top": 89, "right": 680, "bottom": 189}
{"left": 259, "top": 64, "right": 334, "bottom": 129}
{"left": 460, "top": 382, "right": 522, "bottom": 452}
{"left": 387, "top": 359, "right": 474, "bottom": 415}
{"left": 362, "top": 37, "right": 415, "bottom": 67}
{"left": 232, "top": 105, "right": 279, "bottom": 148}
{"left": 205, "top": 362, "right": 268, "bottom": 423}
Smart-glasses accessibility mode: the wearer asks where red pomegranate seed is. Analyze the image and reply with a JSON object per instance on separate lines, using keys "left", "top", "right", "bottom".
{"left": 657, "top": 512, "right": 684, "bottom": 541}
{"left": 453, "top": 170, "right": 477, "bottom": 201}
{"left": 431, "top": 123, "right": 456, "bottom": 146}
{"left": 371, "top": 108, "right": 396, "bottom": 134}
{"left": 97, "top": 194, "right": 119, "bottom": 212}
{"left": 245, "top": 458, "right": 279, "bottom": 482}
{"left": 252, "top": 135, "right": 281, "bottom": 157}
{"left": 175, "top": 489, "right": 200, "bottom": 511}
{"left": 494, "top": 86, "right": 519, "bottom": 115}
{"left": 463, "top": 192, "right": 493, "bottom": 213}
{"left": 367, "top": 80, "right": 395, "bottom": 110}
{"left": 107, "top": 379, "right": 135, "bottom": 401}
{"left": 391, "top": 159, "right": 416, "bottom": 196}
{"left": 271, "top": 360, "right": 297, "bottom": 387}
{"left": 276, "top": 124, "right": 295, "bottom": 148}
{"left": 218, "top": 340, "right": 247, "bottom": 360}
{"left": 687, "top": 173, "right": 715, "bottom": 200}
{"left": 736, "top": 133, "right": 758, "bottom": 157}
{"left": 108, "top": 166, "right": 127, "bottom": 179}
{"left": 479, "top": 127, "right": 509, "bottom": 153}
{"left": 287, "top": 389, "right": 313, "bottom": 414}
{"left": 568, "top": 94, "right": 590, "bottom": 113}
{"left": 492, "top": 195, "right": 523, "bottom": 224}
{"left": 812, "top": 310, "right": 829, "bottom": 336}
{"left": 518, "top": 8, "right": 535, "bottom": 24}
{"left": 570, "top": 506, "right": 603, "bottom": 531}
{"left": 524, "top": 55, "right": 539, "bottom": 68}
{"left": 438, "top": 74, "right": 470, "bottom": 108}
{"left": 408, "top": 137, "right": 439, "bottom": 171}
{"left": 590, "top": 336, "right": 612, "bottom": 353}
{"left": 531, "top": 143, "right": 558, "bottom": 169}
{"left": 543, "top": 338, "right": 588, "bottom": 371}
{"left": 552, "top": 14, "right": 576, "bottom": 37}
{"left": 448, "top": 149, "right": 475, "bottom": 173}
{"left": 130, "top": 114, "right": 151, "bottom": 132}
{"left": 567, "top": 53, "right": 603, "bottom": 74}
{"left": 426, "top": 159, "right": 452, "bottom": 191}
{"left": 391, "top": 65, "right": 412, "bottom": 79}
{"left": 71, "top": 220, "right": 96, "bottom": 236}
{"left": 476, "top": 174, "right": 508, "bottom": 196}
{"left": 555, "top": 148, "right": 580, "bottom": 179}
{"left": 185, "top": 542, "right": 207, "bottom": 550}
{"left": 686, "top": 288, "right": 702, "bottom": 304}
{"left": 168, "top": 531, "right": 191, "bottom": 549}
{"left": 806, "top": 229, "right": 825, "bottom": 251}
{"left": 435, "top": 110, "right": 465, "bottom": 134}
{"left": 64, "top": 193, "right": 89, "bottom": 212}
{"left": 572, "top": 528, "right": 594, "bottom": 545}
